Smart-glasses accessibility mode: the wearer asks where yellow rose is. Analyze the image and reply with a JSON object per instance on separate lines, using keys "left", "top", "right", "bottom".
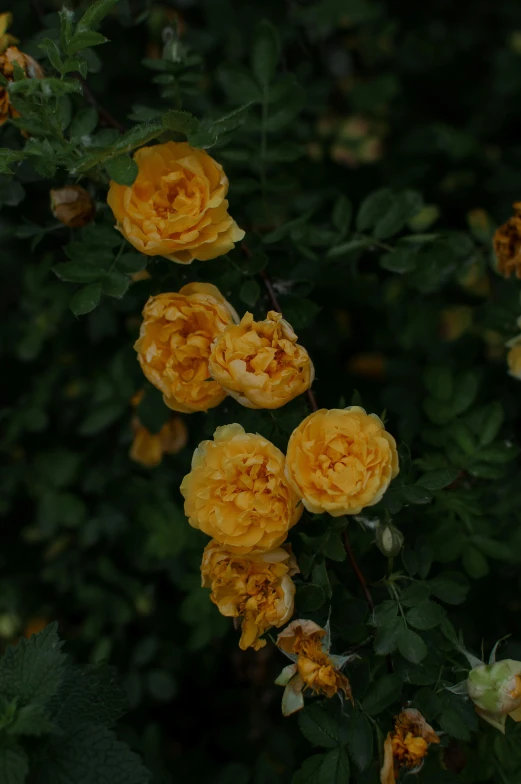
{"left": 506, "top": 335, "right": 521, "bottom": 380}
{"left": 134, "top": 283, "right": 238, "bottom": 413}
{"left": 50, "top": 185, "right": 95, "bottom": 228}
{"left": 107, "top": 141, "right": 245, "bottom": 264}
{"left": 285, "top": 406, "right": 399, "bottom": 516}
{"left": 180, "top": 423, "right": 303, "bottom": 554}
{"left": 200, "top": 541, "right": 298, "bottom": 650}
{"left": 207, "top": 310, "right": 314, "bottom": 409}
{"left": 0, "top": 46, "right": 43, "bottom": 126}
{"left": 130, "top": 416, "right": 188, "bottom": 467}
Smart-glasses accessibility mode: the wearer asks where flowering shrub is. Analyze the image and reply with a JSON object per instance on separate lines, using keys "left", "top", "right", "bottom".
{"left": 3, "top": 1, "right": 521, "bottom": 782}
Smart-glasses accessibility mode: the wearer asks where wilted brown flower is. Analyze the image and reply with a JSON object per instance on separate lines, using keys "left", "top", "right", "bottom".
{"left": 493, "top": 203, "right": 521, "bottom": 278}
{"left": 0, "top": 46, "right": 43, "bottom": 126}
{"left": 50, "top": 186, "right": 95, "bottom": 228}
{"left": 380, "top": 709, "right": 440, "bottom": 784}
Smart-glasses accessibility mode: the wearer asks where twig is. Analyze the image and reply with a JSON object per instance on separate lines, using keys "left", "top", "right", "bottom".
{"left": 343, "top": 529, "right": 374, "bottom": 612}
{"left": 31, "top": 0, "right": 45, "bottom": 24}
{"left": 74, "top": 75, "right": 125, "bottom": 134}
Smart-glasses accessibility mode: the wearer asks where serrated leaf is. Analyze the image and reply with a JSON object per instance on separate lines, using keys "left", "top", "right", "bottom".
{"left": 346, "top": 713, "right": 373, "bottom": 771}
{"left": 398, "top": 628, "right": 428, "bottom": 663}
{"left": 77, "top": 0, "right": 120, "bottom": 31}
{"left": 70, "top": 107, "right": 99, "bottom": 140}
{"left": 0, "top": 747, "right": 29, "bottom": 784}
{"left": 53, "top": 262, "right": 101, "bottom": 284}
{"left": 292, "top": 754, "right": 324, "bottom": 784}
{"left": 102, "top": 272, "right": 130, "bottom": 298}
{"left": 39, "top": 38, "right": 62, "bottom": 72}
{"left": 401, "top": 485, "right": 433, "bottom": 504}
{"left": 0, "top": 623, "right": 66, "bottom": 705}
{"left": 239, "top": 279, "right": 260, "bottom": 308}
{"left": 362, "top": 674, "right": 402, "bottom": 715}
{"left": 374, "top": 616, "right": 403, "bottom": 655}
{"left": 68, "top": 30, "right": 108, "bottom": 56}
{"left": 106, "top": 155, "right": 138, "bottom": 186}
{"left": 298, "top": 704, "right": 343, "bottom": 749}
{"left": 416, "top": 468, "right": 459, "bottom": 490}
{"left": 428, "top": 572, "right": 469, "bottom": 605}
{"left": 50, "top": 664, "right": 128, "bottom": 729}
{"left": 252, "top": 20, "right": 280, "bottom": 86}
{"left": 37, "top": 723, "right": 151, "bottom": 784}
{"left": 406, "top": 601, "right": 445, "bottom": 630}
{"left": 318, "top": 747, "right": 350, "bottom": 783}
{"left": 8, "top": 702, "right": 55, "bottom": 736}
{"left": 70, "top": 283, "right": 102, "bottom": 316}
{"left": 162, "top": 109, "right": 199, "bottom": 136}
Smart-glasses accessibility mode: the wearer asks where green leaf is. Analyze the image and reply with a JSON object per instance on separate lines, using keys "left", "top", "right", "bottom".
{"left": 297, "top": 584, "right": 326, "bottom": 613}
{"left": 116, "top": 252, "right": 147, "bottom": 273}
{"left": 239, "top": 279, "right": 260, "bottom": 308}
{"left": 298, "top": 704, "right": 344, "bottom": 749}
{"left": 53, "top": 262, "right": 101, "bottom": 284}
{"left": 37, "top": 723, "right": 151, "bottom": 784}
{"left": 102, "top": 272, "right": 130, "bottom": 298}
{"left": 0, "top": 623, "right": 66, "bottom": 705}
{"left": 78, "top": 402, "right": 124, "bottom": 435}
{"left": 105, "top": 155, "right": 139, "bottom": 186}
{"left": 374, "top": 617, "right": 403, "bottom": 655}
{"left": 321, "top": 531, "right": 346, "bottom": 562}
{"left": 70, "top": 107, "right": 99, "bottom": 139}
{"left": 48, "top": 664, "right": 128, "bottom": 730}
{"left": 0, "top": 149, "right": 25, "bottom": 175}
{"left": 0, "top": 747, "right": 29, "bottom": 784}
{"left": 424, "top": 366, "right": 453, "bottom": 402}
{"left": 346, "top": 713, "right": 373, "bottom": 772}
{"left": 252, "top": 20, "right": 280, "bottom": 86}
{"left": 327, "top": 237, "right": 374, "bottom": 258}
{"left": 374, "top": 190, "right": 423, "bottom": 240}
{"left": 401, "top": 485, "right": 433, "bottom": 505}
{"left": 356, "top": 188, "right": 393, "bottom": 232}
{"left": 428, "top": 572, "right": 469, "bottom": 605}
{"left": 416, "top": 468, "right": 460, "bottom": 490}
{"left": 462, "top": 546, "right": 489, "bottom": 579}
{"left": 162, "top": 109, "right": 199, "bottom": 136}
{"left": 318, "top": 748, "right": 350, "bottom": 784}
{"left": 406, "top": 601, "right": 445, "bottom": 630}
{"left": 77, "top": 0, "right": 120, "bottom": 31}
{"left": 70, "top": 283, "right": 102, "bottom": 316}
{"left": 7, "top": 703, "right": 55, "bottom": 737}
{"left": 67, "top": 31, "right": 108, "bottom": 56}
{"left": 39, "top": 38, "right": 63, "bottom": 72}
{"left": 380, "top": 246, "right": 417, "bottom": 273}
{"left": 478, "top": 402, "right": 504, "bottom": 446}
{"left": 362, "top": 673, "right": 402, "bottom": 715}
{"left": 398, "top": 628, "right": 428, "bottom": 663}
{"left": 332, "top": 195, "right": 352, "bottom": 236}
{"left": 292, "top": 754, "right": 324, "bottom": 784}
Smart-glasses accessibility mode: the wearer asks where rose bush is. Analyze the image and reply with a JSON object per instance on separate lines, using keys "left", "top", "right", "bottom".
{"left": 3, "top": 1, "right": 521, "bottom": 783}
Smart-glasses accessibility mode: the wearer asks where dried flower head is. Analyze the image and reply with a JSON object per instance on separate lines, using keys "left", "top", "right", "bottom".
{"left": 380, "top": 709, "right": 440, "bottom": 784}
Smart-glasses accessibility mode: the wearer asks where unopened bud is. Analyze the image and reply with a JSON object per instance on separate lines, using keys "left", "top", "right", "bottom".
{"left": 467, "top": 660, "right": 521, "bottom": 716}
{"left": 50, "top": 185, "right": 95, "bottom": 228}
{"left": 375, "top": 522, "right": 404, "bottom": 557}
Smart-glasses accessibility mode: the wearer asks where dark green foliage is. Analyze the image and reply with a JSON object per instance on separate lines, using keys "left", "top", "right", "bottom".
{"left": 3, "top": 0, "right": 521, "bottom": 782}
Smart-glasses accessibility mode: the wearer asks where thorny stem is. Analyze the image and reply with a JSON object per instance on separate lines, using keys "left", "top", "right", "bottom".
{"left": 343, "top": 529, "right": 375, "bottom": 612}
{"left": 74, "top": 75, "right": 125, "bottom": 134}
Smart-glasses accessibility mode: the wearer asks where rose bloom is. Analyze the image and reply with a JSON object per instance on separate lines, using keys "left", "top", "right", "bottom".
{"left": 0, "top": 46, "right": 43, "bottom": 125}
{"left": 201, "top": 541, "right": 298, "bottom": 650}
{"left": 380, "top": 709, "right": 440, "bottom": 784}
{"left": 50, "top": 185, "right": 95, "bottom": 228}
{"left": 275, "top": 620, "right": 352, "bottom": 714}
{"left": 130, "top": 416, "right": 187, "bottom": 468}
{"left": 180, "top": 424, "right": 302, "bottom": 554}
{"left": 493, "top": 203, "right": 521, "bottom": 278}
{"left": 107, "top": 141, "right": 245, "bottom": 264}
{"left": 285, "top": 406, "right": 399, "bottom": 517}
{"left": 208, "top": 310, "right": 314, "bottom": 409}
{"left": 506, "top": 335, "right": 521, "bottom": 380}
{"left": 134, "top": 283, "right": 238, "bottom": 413}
